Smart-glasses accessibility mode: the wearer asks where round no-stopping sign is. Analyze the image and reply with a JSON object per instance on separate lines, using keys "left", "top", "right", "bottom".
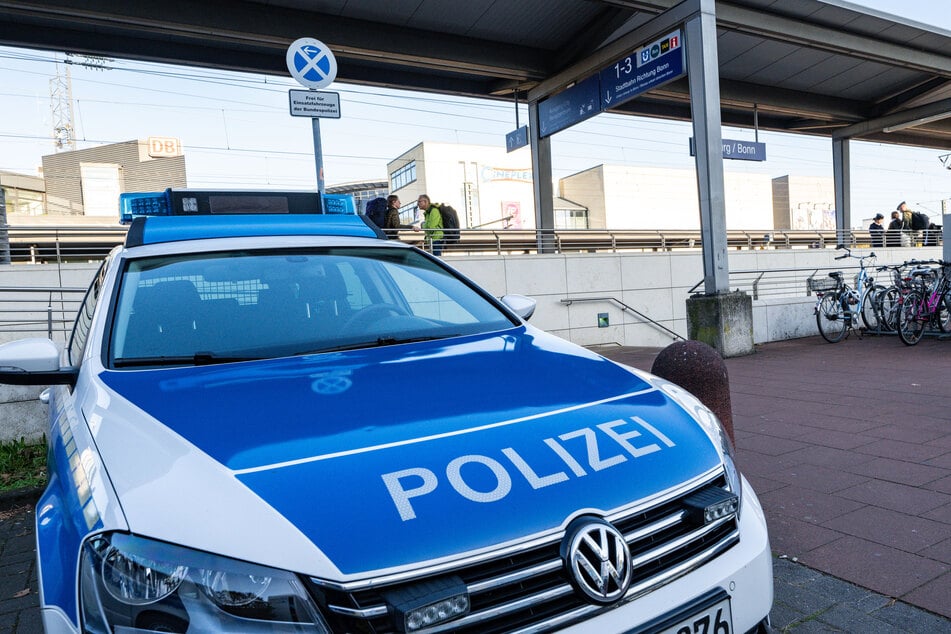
{"left": 286, "top": 37, "right": 337, "bottom": 89}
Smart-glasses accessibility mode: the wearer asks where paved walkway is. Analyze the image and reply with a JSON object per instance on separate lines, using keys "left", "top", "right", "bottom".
{"left": 600, "top": 334, "right": 950, "bottom": 631}
{"left": 2, "top": 335, "right": 949, "bottom": 633}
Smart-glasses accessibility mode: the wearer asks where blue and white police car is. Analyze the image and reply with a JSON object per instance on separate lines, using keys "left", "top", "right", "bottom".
{"left": 0, "top": 190, "right": 772, "bottom": 633}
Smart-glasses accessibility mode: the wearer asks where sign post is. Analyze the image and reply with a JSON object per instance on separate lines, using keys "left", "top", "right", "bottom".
{"left": 286, "top": 37, "right": 338, "bottom": 197}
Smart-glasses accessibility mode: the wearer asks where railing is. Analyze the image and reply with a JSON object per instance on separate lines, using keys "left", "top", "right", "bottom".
{"left": 559, "top": 296, "right": 686, "bottom": 341}
{"left": 3, "top": 226, "right": 127, "bottom": 264}
{"left": 2, "top": 225, "right": 940, "bottom": 263}
{"left": 0, "top": 287, "right": 87, "bottom": 339}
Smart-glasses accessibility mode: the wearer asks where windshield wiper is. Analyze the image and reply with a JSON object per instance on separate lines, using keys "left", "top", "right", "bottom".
{"left": 113, "top": 353, "right": 263, "bottom": 368}
{"left": 295, "top": 335, "right": 455, "bottom": 356}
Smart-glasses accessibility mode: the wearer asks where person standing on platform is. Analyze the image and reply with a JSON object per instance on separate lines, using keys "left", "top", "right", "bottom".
{"left": 869, "top": 213, "right": 885, "bottom": 248}
{"left": 417, "top": 194, "right": 444, "bottom": 256}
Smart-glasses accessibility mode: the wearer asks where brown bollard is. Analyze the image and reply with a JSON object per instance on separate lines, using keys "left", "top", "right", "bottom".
{"left": 651, "top": 340, "right": 734, "bottom": 445}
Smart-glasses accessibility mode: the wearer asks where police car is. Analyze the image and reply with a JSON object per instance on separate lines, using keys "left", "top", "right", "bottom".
{"left": 0, "top": 190, "right": 772, "bottom": 633}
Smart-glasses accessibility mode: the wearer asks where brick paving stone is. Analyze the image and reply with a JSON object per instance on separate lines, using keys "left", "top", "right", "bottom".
{"left": 927, "top": 475, "right": 951, "bottom": 494}
{"left": 736, "top": 432, "right": 810, "bottom": 456}
{"left": 821, "top": 506, "right": 948, "bottom": 553}
{"left": 838, "top": 479, "right": 950, "bottom": 515}
{"left": 854, "top": 438, "right": 948, "bottom": 462}
{"left": 767, "top": 517, "right": 842, "bottom": 556}
{"left": 803, "top": 536, "right": 947, "bottom": 600}
{"left": 922, "top": 503, "right": 951, "bottom": 524}
{"left": 900, "top": 574, "right": 951, "bottom": 622}
{"left": 843, "top": 456, "right": 947, "bottom": 487}
{"left": 769, "top": 465, "right": 870, "bottom": 494}
{"left": 759, "top": 486, "right": 864, "bottom": 525}
{"left": 925, "top": 451, "right": 951, "bottom": 469}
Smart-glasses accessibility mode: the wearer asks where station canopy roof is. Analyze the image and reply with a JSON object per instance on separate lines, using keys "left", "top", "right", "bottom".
{"left": 2, "top": 0, "right": 951, "bottom": 150}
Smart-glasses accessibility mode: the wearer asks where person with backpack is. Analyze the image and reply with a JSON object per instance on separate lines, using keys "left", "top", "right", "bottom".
{"left": 363, "top": 197, "right": 388, "bottom": 230}
{"left": 417, "top": 194, "right": 445, "bottom": 255}
{"left": 897, "top": 201, "right": 930, "bottom": 247}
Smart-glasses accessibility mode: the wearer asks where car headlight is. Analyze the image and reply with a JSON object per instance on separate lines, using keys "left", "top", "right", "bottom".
{"left": 654, "top": 377, "right": 743, "bottom": 509}
{"left": 81, "top": 532, "right": 331, "bottom": 633}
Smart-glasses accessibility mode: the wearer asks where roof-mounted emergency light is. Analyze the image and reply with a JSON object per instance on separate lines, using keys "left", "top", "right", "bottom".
{"left": 119, "top": 188, "right": 356, "bottom": 224}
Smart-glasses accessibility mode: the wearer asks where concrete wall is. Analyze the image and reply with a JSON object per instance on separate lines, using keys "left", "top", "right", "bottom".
{"left": 1, "top": 244, "right": 943, "bottom": 442}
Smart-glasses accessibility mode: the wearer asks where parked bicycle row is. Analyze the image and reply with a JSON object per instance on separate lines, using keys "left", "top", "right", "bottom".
{"left": 810, "top": 246, "right": 951, "bottom": 345}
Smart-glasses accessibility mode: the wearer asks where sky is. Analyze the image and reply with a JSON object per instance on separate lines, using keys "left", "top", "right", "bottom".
{"left": 0, "top": 0, "right": 949, "bottom": 225}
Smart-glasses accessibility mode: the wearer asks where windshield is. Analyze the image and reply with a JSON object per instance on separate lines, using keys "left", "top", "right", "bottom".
{"left": 109, "top": 246, "right": 517, "bottom": 367}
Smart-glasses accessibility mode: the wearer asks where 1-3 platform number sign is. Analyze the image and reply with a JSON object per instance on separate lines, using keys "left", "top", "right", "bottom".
{"left": 286, "top": 37, "right": 338, "bottom": 89}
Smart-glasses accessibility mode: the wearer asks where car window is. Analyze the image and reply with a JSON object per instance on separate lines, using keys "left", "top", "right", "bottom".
{"left": 108, "top": 246, "right": 516, "bottom": 367}
{"left": 68, "top": 259, "right": 108, "bottom": 366}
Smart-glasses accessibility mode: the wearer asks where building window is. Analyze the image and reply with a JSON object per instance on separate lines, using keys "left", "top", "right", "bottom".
{"left": 391, "top": 161, "right": 416, "bottom": 191}
{"left": 555, "top": 209, "right": 588, "bottom": 229}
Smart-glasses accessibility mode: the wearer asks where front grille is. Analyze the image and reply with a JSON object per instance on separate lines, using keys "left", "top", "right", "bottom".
{"left": 308, "top": 469, "right": 739, "bottom": 634}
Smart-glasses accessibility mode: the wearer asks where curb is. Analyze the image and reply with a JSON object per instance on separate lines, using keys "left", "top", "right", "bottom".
{"left": 0, "top": 486, "right": 43, "bottom": 511}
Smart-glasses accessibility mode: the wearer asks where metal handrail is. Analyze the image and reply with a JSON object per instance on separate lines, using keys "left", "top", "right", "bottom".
{"left": 559, "top": 296, "right": 686, "bottom": 342}
{"left": 3, "top": 225, "right": 936, "bottom": 263}
{"left": 0, "top": 286, "right": 87, "bottom": 339}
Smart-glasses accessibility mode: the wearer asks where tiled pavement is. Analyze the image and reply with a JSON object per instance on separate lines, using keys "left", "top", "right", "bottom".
{"left": 600, "top": 334, "right": 950, "bottom": 631}
{"left": 2, "top": 335, "right": 949, "bottom": 632}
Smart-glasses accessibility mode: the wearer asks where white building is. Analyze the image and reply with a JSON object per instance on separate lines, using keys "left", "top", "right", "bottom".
{"left": 388, "top": 142, "right": 537, "bottom": 228}
{"left": 559, "top": 164, "right": 774, "bottom": 230}
{"left": 771, "top": 175, "right": 835, "bottom": 230}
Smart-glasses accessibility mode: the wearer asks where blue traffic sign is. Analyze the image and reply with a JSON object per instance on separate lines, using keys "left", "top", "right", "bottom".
{"left": 690, "top": 137, "right": 768, "bottom": 161}
{"left": 538, "top": 74, "right": 600, "bottom": 138}
{"left": 601, "top": 30, "right": 685, "bottom": 110}
{"left": 286, "top": 37, "right": 338, "bottom": 89}
{"left": 506, "top": 125, "right": 529, "bottom": 152}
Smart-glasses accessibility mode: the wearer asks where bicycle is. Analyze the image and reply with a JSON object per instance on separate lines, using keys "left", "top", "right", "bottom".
{"left": 896, "top": 259, "right": 951, "bottom": 345}
{"left": 812, "top": 246, "right": 882, "bottom": 343}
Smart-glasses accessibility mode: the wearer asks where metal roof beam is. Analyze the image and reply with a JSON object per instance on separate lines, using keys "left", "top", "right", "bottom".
{"left": 715, "top": 3, "right": 951, "bottom": 76}
{"left": 833, "top": 97, "right": 951, "bottom": 138}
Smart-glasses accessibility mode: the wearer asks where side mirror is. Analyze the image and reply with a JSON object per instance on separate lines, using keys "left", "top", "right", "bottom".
{"left": 500, "top": 294, "right": 536, "bottom": 321}
{"left": 0, "top": 338, "right": 78, "bottom": 386}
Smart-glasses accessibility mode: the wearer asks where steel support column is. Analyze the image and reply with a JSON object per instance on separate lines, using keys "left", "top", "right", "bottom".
{"left": 832, "top": 137, "right": 850, "bottom": 243}
{"left": 529, "top": 101, "right": 555, "bottom": 253}
{"left": 686, "top": 0, "right": 728, "bottom": 294}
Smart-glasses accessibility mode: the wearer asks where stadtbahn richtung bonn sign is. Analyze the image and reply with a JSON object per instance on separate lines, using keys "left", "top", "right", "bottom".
{"left": 538, "top": 29, "right": 685, "bottom": 138}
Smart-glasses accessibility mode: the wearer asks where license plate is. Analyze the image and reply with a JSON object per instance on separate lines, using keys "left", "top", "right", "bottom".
{"left": 657, "top": 597, "right": 733, "bottom": 634}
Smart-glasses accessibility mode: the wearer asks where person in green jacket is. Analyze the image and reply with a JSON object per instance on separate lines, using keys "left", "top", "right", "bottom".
{"left": 417, "top": 194, "right": 444, "bottom": 255}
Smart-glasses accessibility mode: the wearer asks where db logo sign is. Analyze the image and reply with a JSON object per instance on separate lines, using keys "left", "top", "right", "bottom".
{"left": 147, "top": 136, "right": 182, "bottom": 158}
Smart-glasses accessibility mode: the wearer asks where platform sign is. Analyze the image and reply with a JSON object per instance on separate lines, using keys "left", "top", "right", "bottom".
{"left": 538, "top": 74, "right": 601, "bottom": 137}
{"left": 289, "top": 89, "right": 341, "bottom": 118}
{"left": 690, "top": 137, "right": 767, "bottom": 161}
{"left": 505, "top": 125, "right": 529, "bottom": 152}
{"left": 286, "top": 37, "right": 337, "bottom": 89}
{"left": 600, "top": 29, "right": 685, "bottom": 110}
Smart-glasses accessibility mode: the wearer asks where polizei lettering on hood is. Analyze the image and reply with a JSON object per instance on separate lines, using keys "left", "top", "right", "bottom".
{"left": 382, "top": 416, "right": 676, "bottom": 521}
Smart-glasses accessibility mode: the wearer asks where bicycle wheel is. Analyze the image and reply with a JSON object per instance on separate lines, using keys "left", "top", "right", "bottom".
{"left": 939, "top": 289, "right": 951, "bottom": 334}
{"left": 861, "top": 284, "right": 884, "bottom": 330}
{"left": 876, "top": 286, "right": 902, "bottom": 332}
{"left": 816, "top": 292, "right": 848, "bottom": 343}
{"left": 897, "top": 290, "right": 925, "bottom": 346}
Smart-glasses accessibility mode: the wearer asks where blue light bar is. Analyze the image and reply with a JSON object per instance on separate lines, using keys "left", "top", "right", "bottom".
{"left": 118, "top": 189, "right": 357, "bottom": 223}
{"left": 322, "top": 193, "right": 356, "bottom": 215}
{"left": 119, "top": 190, "right": 172, "bottom": 223}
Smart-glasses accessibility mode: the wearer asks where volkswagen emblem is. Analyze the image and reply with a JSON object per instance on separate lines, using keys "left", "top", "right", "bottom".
{"left": 561, "top": 517, "right": 632, "bottom": 605}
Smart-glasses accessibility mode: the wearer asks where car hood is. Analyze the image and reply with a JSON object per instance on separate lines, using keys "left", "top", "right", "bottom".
{"left": 96, "top": 327, "right": 722, "bottom": 578}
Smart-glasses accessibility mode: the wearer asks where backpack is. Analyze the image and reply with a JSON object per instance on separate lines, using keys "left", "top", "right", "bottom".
{"left": 364, "top": 197, "right": 387, "bottom": 229}
{"left": 910, "top": 211, "right": 930, "bottom": 231}
{"left": 437, "top": 203, "right": 461, "bottom": 243}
